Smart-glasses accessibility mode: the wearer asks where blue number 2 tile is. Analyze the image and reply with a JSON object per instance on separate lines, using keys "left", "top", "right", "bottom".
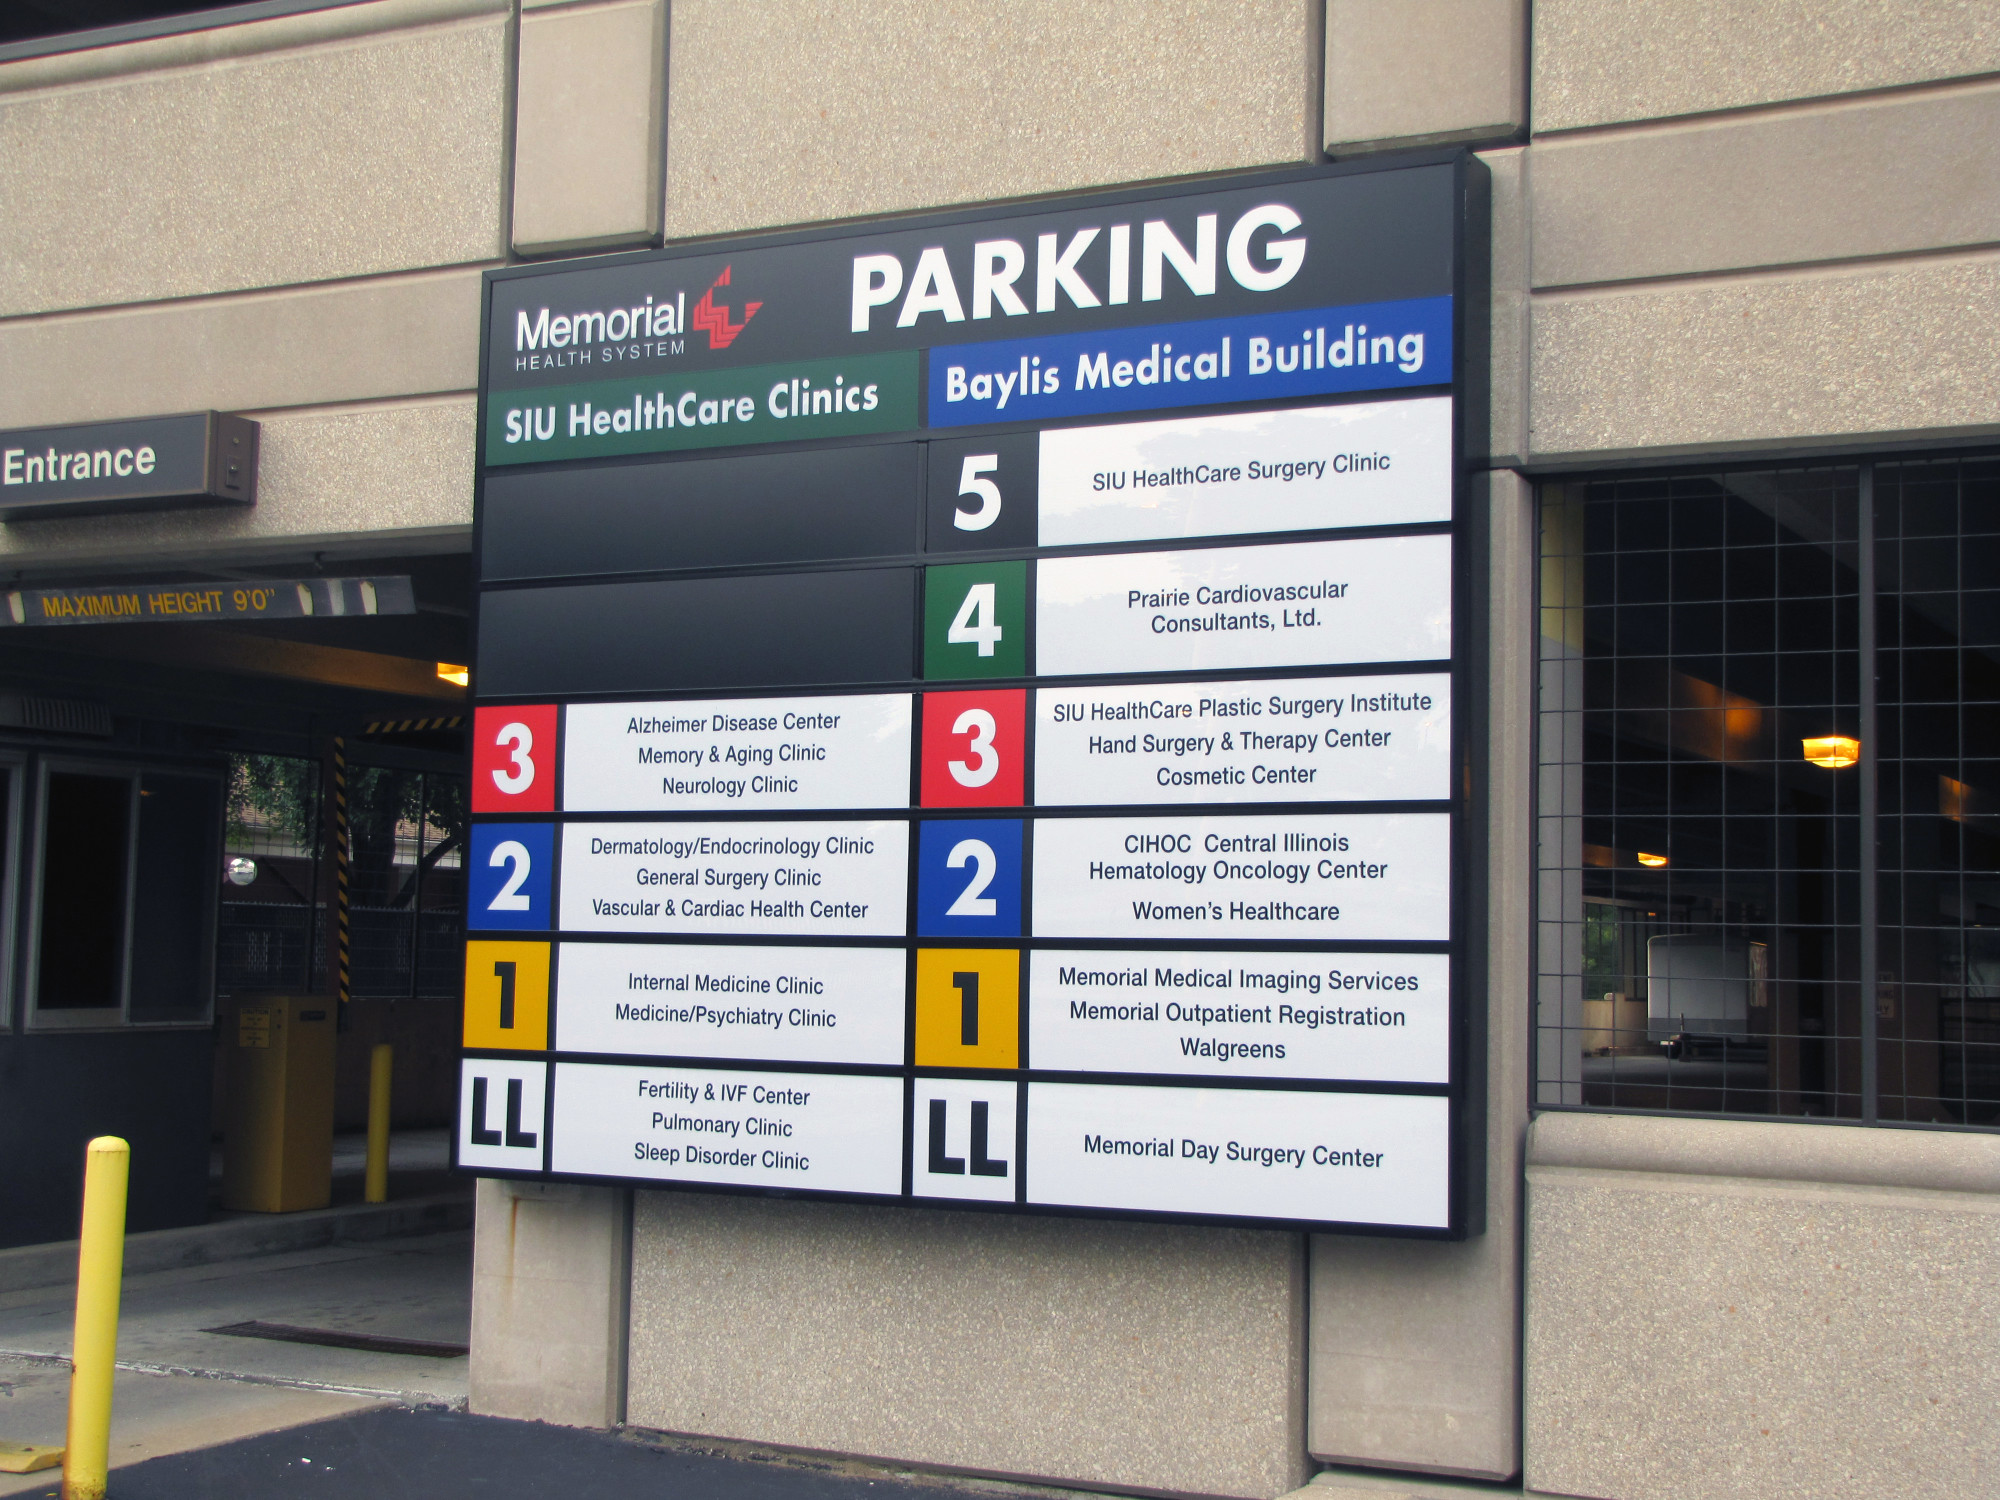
{"left": 916, "top": 819, "right": 1024, "bottom": 937}
{"left": 468, "top": 822, "right": 555, "bottom": 931}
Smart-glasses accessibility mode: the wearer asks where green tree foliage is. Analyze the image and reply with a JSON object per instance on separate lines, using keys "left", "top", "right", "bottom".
{"left": 226, "top": 754, "right": 320, "bottom": 854}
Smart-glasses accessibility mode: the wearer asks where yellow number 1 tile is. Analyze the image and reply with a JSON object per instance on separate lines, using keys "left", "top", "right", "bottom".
{"left": 463, "top": 941, "right": 551, "bottom": 1050}
{"left": 914, "top": 948, "right": 1019, "bottom": 1068}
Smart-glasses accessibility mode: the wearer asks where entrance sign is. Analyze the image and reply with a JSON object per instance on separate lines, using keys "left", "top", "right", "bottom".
{"left": 463, "top": 154, "right": 1485, "bottom": 1237}
{"left": 0, "top": 411, "right": 257, "bottom": 521}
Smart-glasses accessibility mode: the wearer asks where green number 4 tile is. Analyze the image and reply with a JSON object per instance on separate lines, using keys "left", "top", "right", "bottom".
{"left": 923, "top": 560, "right": 1028, "bottom": 680}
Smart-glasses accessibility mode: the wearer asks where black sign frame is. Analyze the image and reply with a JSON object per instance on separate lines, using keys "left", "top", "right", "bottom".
{"left": 463, "top": 151, "right": 1490, "bottom": 1240}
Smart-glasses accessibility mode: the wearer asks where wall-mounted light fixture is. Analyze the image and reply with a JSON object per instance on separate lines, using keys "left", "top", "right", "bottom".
{"left": 1636, "top": 851, "right": 1668, "bottom": 868}
{"left": 436, "top": 663, "right": 470, "bottom": 687}
{"left": 1803, "top": 735, "right": 1860, "bottom": 769}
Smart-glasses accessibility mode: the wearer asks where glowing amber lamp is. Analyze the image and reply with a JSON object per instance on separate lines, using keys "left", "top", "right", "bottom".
{"left": 436, "top": 663, "right": 470, "bottom": 687}
{"left": 1803, "top": 735, "right": 1860, "bottom": 769}
{"left": 1636, "top": 852, "right": 1669, "bottom": 868}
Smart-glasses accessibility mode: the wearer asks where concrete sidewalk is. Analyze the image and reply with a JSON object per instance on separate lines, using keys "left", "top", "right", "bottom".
{"left": 0, "top": 1231, "right": 471, "bottom": 1408}
{"left": 0, "top": 1359, "right": 382, "bottom": 1497}
{"left": 0, "top": 1225, "right": 471, "bottom": 1493}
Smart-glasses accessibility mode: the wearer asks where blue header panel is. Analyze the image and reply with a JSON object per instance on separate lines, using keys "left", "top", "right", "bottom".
{"left": 927, "top": 296, "right": 1452, "bottom": 427}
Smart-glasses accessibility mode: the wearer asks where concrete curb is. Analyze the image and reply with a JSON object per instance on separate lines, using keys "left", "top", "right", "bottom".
{"left": 1282, "top": 1469, "right": 1529, "bottom": 1499}
{"left": 0, "top": 1347, "right": 467, "bottom": 1412}
{"left": 0, "top": 1190, "right": 473, "bottom": 1294}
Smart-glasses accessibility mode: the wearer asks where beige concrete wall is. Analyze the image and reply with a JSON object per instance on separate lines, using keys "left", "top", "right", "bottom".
{"left": 1307, "top": 472, "right": 1534, "bottom": 1483}
{"left": 626, "top": 1191, "right": 1308, "bottom": 1499}
{"left": 1529, "top": 80, "right": 2000, "bottom": 290}
{"left": 0, "top": 0, "right": 509, "bottom": 318}
{"left": 1528, "top": 249, "right": 2000, "bottom": 465}
{"left": 0, "top": 270, "right": 482, "bottom": 431}
{"left": 1323, "top": 0, "right": 1526, "bottom": 155}
{"left": 1483, "top": 147, "right": 1529, "bottom": 468}
{"left": 661, "top": 0, "right": 1321, "bottom": 241}
{"left": 0, "top": 397, "right": 475, "bottom": 568}
{"left": 1521, "top": 59, "right": 2000, "bottom": 465}
{"left": 1533, "top": 0, "right": 2000, "bottom": 132}
{"left": 1300, "top": 1469, "right": 1524, "bottom": 1500}
{"left": 469, "top": 1179, "right": 631, "bottom": 1429}
{"left": 1518, "top": 14, "right": 2000, "bottom": 1499}
{"left": 1524, "top": 1112, "right": 2000, "bottom": 1500}
{"left": 511, "top": 0, "right": 665, "bottom": 256}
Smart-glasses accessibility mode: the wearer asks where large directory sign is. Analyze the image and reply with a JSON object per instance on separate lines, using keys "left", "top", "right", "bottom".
{"left": 461, "top": 156, "right": 1483, "bottom": 1236}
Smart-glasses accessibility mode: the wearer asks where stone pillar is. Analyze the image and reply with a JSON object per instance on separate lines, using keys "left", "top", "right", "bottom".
{"left": 469, "top": 1179, "right": 630, "bottom": 1428}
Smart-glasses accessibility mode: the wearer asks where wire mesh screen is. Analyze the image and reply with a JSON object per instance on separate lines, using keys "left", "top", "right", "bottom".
{"left": 345, "top": 765, "right": 465, "bottom": 1000}
{"left": 1537, "top": 467, "right": 1865, "bottom": 1116}
{"left": 219, "top": 755, "right": 323, "bottom": 995}
{"left": 1876, "top": 456, "right": 2000, "bottom": 1125}
{"left": 218, "top": 755, "right": 466, "bottom": 1001}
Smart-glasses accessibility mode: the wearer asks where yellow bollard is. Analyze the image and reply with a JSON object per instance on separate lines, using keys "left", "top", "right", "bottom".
{"left": 364, "top": 1043, "right": 393, "bottom": 1204}
{"left": 63, "top": 1137, "right": 128, "bottom": 1500}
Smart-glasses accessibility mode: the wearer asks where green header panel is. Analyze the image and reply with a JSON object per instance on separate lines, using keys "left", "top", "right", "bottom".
{"left": 485, "top": 352, "right": 919, "bottom": 466}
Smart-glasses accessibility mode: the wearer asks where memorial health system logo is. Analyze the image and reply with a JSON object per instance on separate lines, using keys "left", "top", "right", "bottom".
{"left": 691, "top": 265, "right": 760, "bottom": 350}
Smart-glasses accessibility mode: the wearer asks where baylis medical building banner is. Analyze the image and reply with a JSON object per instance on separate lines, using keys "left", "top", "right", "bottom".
{"left": 461, "top": 154, "right": 1487, "bottom": 1237}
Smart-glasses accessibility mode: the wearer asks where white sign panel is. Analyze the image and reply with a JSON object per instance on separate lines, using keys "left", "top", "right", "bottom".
{"left": 1034, "top": 673, "right": 1450, "bottom": 806}
{"left": 1024, "top": 1082, "right": 1450, "bottom": 1227}
{"left": 564, "top": 694, "right": 912, "bottom": 813}
{"left": 1029, "top": 950, "right": 1449, "bottom": 1083}
{"left": 1031, "top": 812, "right": 1450, "bottom": 941}
{"left": 559, "top": 820, "right": 908, "bottom": 936}
{"left": 554, "top": 942, "right": 906, "bottom": 1063}
{"left": 910, "top": 1078, "right": 1020, "bottom": 1203}
{"left": 456, "top": 1057, "right": 548, "bottom": 1171}
{"left": 1038, "top": 397, "right": 1453, "bottom": 546}
{"left": 1035, "top": 535, "right": 1451, "bottom": 678}
{"left": 550, "top": 1061, "right": 903, "bottom": 1195}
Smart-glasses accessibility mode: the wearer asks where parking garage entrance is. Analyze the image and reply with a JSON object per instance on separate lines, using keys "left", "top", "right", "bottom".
{"left": 0, "top": 549, "right": 473, "bottom": 1248}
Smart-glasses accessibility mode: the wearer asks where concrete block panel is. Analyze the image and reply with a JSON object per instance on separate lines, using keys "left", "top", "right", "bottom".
{"left": 0, "top": 7, "right": 507, "bottom": 316}
{"left": 1532, "top": 81, "right": 2000, "bottom": 290}
{"left": 0, "top": 270, "right": 484, "bottom": 431}
{"left": 0, "top": 0, "right": 504, "bottom": 90}
{"left": 1299, "top": 1471, "right": 1520, "bottom": 1499}
{"left": 662, "top": 0, "right": 1320, "bottom": 241}
{"left": 470, "top": 1179, "right": 631, "bottom": 1428}
{"left": 1531, "top": 1108, "right": 2000, "bottom": 1192}
{"left": 1529, "top": 251, "right": 2000, "bottom": 464}
{"left": 1323, "top": 0, "right": 1525, "bottom": 156}
{"left": 1524, "top": 1114, "right": 2000, "bottom": 1500}
{"left": 0, "top": 397, "right": 475, "bottom": 568}
{"left": 1309, "top": 473, "right": 1533, "bottom": 1483}
{"left": 511, "top": 0, "right": 666, "bottom": 256}
{"left": 1482, "top": 147, "right": 1528, "bottom": 467}
{"left": 627, "top": 1192, "right": 1307, "bottom": 1498}
{"left": 1534, "top": 0, "right": 2000, "bottom": 132}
